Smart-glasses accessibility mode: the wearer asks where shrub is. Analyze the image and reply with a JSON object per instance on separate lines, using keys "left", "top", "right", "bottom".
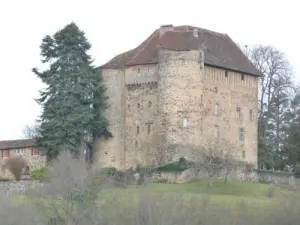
{"left": 1, "top": 156, "right": 28, "bottom": 181}
{"left": 152, "top": 158, "right": 191, "bottom": 173}
{"left": 30, "top": 167, "right": 47, "bottom": 181}
{"left": 295, "top": 162, "right": 300, "bottom": 178}
{"left": 266, "top": 186, "right": 275, "bottom": 198}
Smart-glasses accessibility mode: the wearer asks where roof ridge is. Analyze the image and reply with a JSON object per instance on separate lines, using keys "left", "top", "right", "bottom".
{"left": 0, "top": 138, "right": 35, "bottom": 142}
{"left": 175, "top": 25, "right": 227, "bottom": 37}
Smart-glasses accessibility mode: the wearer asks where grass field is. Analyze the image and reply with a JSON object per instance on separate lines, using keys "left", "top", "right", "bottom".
{"left": 3, "top": 179, "right": 300, "bottom": 225}
{"left": 99, "top": 179, "right": 296, "bottom": 210}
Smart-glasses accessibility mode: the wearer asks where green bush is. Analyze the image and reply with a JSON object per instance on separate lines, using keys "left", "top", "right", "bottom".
{"left": 101, "top": 167, "right": 118, "bottom": 177}
{"left": 152, "top": 158, "right": 192, "bottom": 173}
{"left": 30, "top": 167, "right": 47, "bottom": 181}
{"left": 295, "top": 162, "right": 300, "bottom": 178}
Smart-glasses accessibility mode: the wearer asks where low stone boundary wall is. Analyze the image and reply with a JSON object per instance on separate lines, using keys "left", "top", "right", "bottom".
{"left": 150, "top": 168, "right": 297, "bottom": 185}
{"left": 0, "top": 180, "right": 43, "bottom": 196}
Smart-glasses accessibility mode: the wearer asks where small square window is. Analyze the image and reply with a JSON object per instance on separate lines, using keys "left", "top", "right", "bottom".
{"left": 214, "top": 125, "right": 219, "bottom": 138}
{"left": 250, "top": 109, "right": 253, "bottom": 121}
{"left": 236, "top": 107, "right": 241, "bottom": 119}
{"left": 2, "top": 150, "right": 10, "bottom": 158}
{"left": 31, "top": 148, "right": 40, "bottom": 156}
{"left": 225, "top": 71, "right": 228, "bottom": 78}
{"left": 183, "top": 117, "right": 188, "bottom": 128}
{"left": 239, "top": 128, "right": 244, "bottom": 143}
{"left": 215, "top": 103, "right": 220, "bottom": 116}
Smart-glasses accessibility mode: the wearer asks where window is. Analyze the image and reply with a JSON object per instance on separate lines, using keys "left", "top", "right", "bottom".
{"left": 15, "top": 148, "right": 24, "bottom": 155}
{"left": 2, "top": 150, "right": 10, "bottom": 158}
{"left": 135, "top": 141, "right": 138, "bottom": 147}
{"left": 250, "top": 109, "right": 253, "bottom": 121}
{"left": 239, "top": 128, "right": 244, "bottom": 143}
{"left": 147, "top": 124, "right": 151, "bottom": 134}
{"left": 236, "top": 107, "right": 241, "bottom": 119}
{"left": 137, "top": 68, "right": 140, "bottom": 73}
{"left": 183, "top": 117, "right": 188, "bottom": 128}
{"left": 31, "top": 148, "right": 40, "bottom": 156}
{"left": 242, "top": 151, "right": 246, "bottom": 159}
{"left": 225, "top": 71, "right": 228, "bottom": 78}
{"left": 137, "top": 103, "right": 140, "bottom": 109}
{"left": 214, "top": 125, "right": 219, "bottom": 138}
{"left": 241, "top": 73, "right": 245, "bottom": 81}
{"left": 136, "top": 126, "right": 140, "bottom": 135}
{"left": 215, "top": 103, "right": 220, "bottom": 116}
{"left": 148, "top": 101, "right": 152, "bottom": 108}
{"left": 214, "top": 87, "right": 218, "bottom": 93}
{"left": 128, "top": 104, "right": 130, "bottom": 109}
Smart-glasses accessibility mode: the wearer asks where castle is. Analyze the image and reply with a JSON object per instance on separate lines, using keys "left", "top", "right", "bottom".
{"left": 94, "top": 25, "right": 261, "bottom": 170}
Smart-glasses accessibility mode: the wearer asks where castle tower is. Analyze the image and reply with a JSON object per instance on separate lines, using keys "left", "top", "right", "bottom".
{"left": 157, "top": 35, "right": 205, "bottom": 163}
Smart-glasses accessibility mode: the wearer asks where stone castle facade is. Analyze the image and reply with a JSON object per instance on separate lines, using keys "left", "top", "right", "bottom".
{"left": 94, "top": 25, "right": 261, "bottom": 170}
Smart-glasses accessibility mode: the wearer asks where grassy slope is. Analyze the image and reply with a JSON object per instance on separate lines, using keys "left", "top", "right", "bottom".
{"left": 99, "top": 179, "right": 297, "bottom": 212}
{"left": 8, "top": 179, "right": 297, "bottom": 211}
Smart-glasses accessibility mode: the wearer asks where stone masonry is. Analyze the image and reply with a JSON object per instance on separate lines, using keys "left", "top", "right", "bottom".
{"left": 0, "top": 139, "right": 46, "bottom": 180}
{"left": 94, "top": 25, "right": 261, "bottom": 170}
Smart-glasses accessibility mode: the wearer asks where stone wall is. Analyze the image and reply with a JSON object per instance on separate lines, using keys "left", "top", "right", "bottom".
{"left": 150, "top": 169, "right": 296, "bottom": 186}
{"left": 202, "top": 66, "right": 258, "bottom": 165}
{"left": 157, "top": 48, "right": 204, "bottom": 164}
{"left": 124, "top": 81, "right": 159, "bottom": 169}
{"left": 94, "top": 68, "right": 125, "bottom": 169}
{"left": 0, "top": 180, "right": 43, "bottom": 196}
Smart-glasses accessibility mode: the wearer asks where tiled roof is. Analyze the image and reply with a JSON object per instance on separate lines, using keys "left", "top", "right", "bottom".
{"left": 0, "top": 139, "right": 36, "bottom": 150}
{"left": 101, "top": 25, "right": 262, "bottom": 76}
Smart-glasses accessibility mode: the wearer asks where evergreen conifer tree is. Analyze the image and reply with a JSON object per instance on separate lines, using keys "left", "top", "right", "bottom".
{"left": 33, "top": 22, "right": 111, "bottom": 162}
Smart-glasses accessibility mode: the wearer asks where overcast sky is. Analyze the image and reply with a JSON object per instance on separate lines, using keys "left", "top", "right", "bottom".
{"left": 0, "top": 0, "right": 299, "bottom": 140}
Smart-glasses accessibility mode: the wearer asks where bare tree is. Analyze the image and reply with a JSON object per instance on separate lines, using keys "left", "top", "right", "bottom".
{"left": 190, "top": 140, "right": 241, "bottom": 186}
{"left": 242, "top": 45, "right": 295, "bottom": 137}
{"left": 22, "top": 122, "right": 41, "bottom": 139}
{"left": 240, "top": 44, "right": 297, "bottom": 169}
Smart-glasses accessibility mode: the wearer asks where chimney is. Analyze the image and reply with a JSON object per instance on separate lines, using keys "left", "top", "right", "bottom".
{"left": 193, "top": 28, "right": 198, "bottom": 38}
{"left": 159, "top": 24, "right": 173, "bottom": 37}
